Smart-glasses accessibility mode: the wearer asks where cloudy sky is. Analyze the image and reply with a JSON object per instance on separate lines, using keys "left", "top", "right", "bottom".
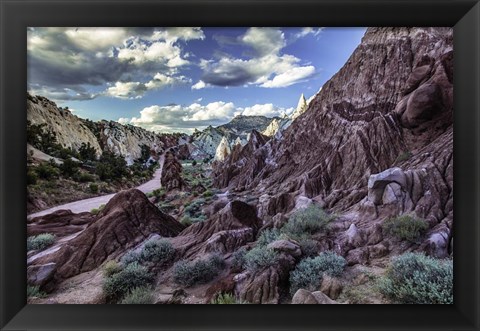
{"left": 27, "top": 27, "right": 366, "bottom": 133}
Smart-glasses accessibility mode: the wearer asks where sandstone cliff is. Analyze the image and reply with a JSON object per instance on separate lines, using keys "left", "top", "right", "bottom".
{"left": 213, "top": 27, "right": 453, "bottom": 258}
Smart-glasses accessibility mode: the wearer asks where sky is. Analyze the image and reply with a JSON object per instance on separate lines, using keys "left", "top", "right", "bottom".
{"left": 27, "top": 27, "right": 367, "bottom": 134}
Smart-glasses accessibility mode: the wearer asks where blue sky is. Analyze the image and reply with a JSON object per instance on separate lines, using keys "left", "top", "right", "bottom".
{"left": 27, "top": 27, "right": 366, "bottom": 133}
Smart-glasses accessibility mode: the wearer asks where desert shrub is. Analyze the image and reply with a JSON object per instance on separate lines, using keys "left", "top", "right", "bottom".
{"left": 103, "top": 262, "right": 154, "bottom": 302}
{"left": 77, "top": 172, "right": 94, "bottom": 183}
{"left": 139, "top": 238, "right": 175, "bottom": 265}
{"left": 202, "top": 189, "right": 213, "bottom": 198}
{"left": 282, "top": 205, "right": 334, "bottom": 240}
{"left": 27, "top": 285, "right": 46, "bottom": 298}
{"left": 289, "top": 251, "right": 346, "bottom": 295}
{"left": 298, "top": 239, "right": 318, "bottom": 257}
{"left": 59, "top": 158, "right": 79, "bottom": 177}
{"left": 379, "top": 252, "right": 453, "bottom": 304}
{"left": 103, "top": 260, "right": 122, "bottom": 277}
{"left": 382, "top": 215, "right": 429, "bottom": 243}
{"left": 244, "top": 247, "right": 279, "bottom": 273}
{"left": 120, "top": 250, "right": 142, "bottom": 266}
{"left": 90, "top": 204, "right": 105, "bottom": 215}
{"left": 78, "top": 142, "right": 97, "bottom": 161}
{"left": 231, "top": 247, "right": 247, "bottom": 271}
{"left": 191, "top": 214, "right": 207, "bottom": 223}
{"left": 192, "top": 160, "right": 197, "bottom": 166}
{"left": 27, "top": 170, "right": 38, "bottom": 185}
{"left": 256, "top": 228, "right": 284, "bottom": 247}
{"left": 95, "top": 151, "right": 128, "bottom": 181}
{"left": 210, "top": 292, "right": 247, "bottom": 304}
{"left": 27, "top": 233, "right": 55, "bottom": 251}
{"left": 35, "top": 162, "right": 60, "bottom": 180}
{"left": 173, "top": 254, "right": 225, "bottom": 287}
{"left": 120, "top": 286, "right": 154, "bottom": 304}
{"left": 89, "top": 183, "right": 99, "bottom": 194}
{"left": 151, "top": 188, "right": 165, "bottom": 198}
{"left": 180, "top": 215, "right": 192, "bottom": 227}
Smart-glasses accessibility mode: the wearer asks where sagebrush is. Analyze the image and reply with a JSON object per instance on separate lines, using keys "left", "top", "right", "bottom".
{"left": 379, "top": 252, "right": 453, "bottom": 304}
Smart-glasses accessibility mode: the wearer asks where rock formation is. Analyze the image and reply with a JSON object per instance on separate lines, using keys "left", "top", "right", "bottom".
{"left": 212, "top": 27, "right": 453, "bottom": 257}
{"left": 27, "top": 94, "right": 102, "bottom": 156}
{"left": 28, "top": 189, "right": 184, "bottom": 289}
{"left": 161, "top": 151, "right": 184, "bottom": 191}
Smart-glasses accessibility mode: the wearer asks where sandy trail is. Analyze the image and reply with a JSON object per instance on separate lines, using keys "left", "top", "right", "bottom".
{"left": 28, "top": 155, "right": 165, "bottom": 220}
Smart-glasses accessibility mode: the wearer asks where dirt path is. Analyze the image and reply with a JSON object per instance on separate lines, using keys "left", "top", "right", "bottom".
{"left": 28, "top": 155, "right": 165, "bottom": 220}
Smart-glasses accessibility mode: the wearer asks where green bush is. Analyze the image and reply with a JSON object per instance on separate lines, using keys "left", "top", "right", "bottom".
{"left": 77, "top": 172, "right": 94, "bottom": 183}
{"left": 103, "top": 262, "right": 154, "bottom": 302}
{"left": 139, "top": 238, "right": 175, "bottom": 265}
{"left": 382, "top": 215, "right": 429, "bottom": 243}
{"left": 89, "top": 183, "right": 99, "bottom": 194}
{"left": 120, "top": 250, "right": 142, "bottom": 266}
{"left": 289, "top": 251, "right": 346, "bottom": 295}
{"left": 256, "top": 228, "right": 284, "bottom": 247}
{"left": 379, "top": 252, "right": 453, "bottom": 304}
{"left": 103, "top": 260, "right": 122, "bottom": 277}
{"left": 173, "top": 254, "right": 225, "bottom": 287}
{"left": 282, "top": 205, "right": 334, "bottom": 240}
{"left": 244, "top": 247, "right": 279, "bottom": 273}
{"left": 90, "top": 204, "right": 105, "bottom": 215}
{"left": 210, "top": 292, "right": 247, "bottom": 304}
{"left": 35, "top": 162, "right": 60, "bottom": 180}
{"left": 120, "top": 286, "right": 154, "bottom": 304}
{"left": 59, "top": 158, "right": 79, "bottom": 177}
{"left": 27, "top": 170, "right": 38, "bottom": 185}
{"left": 231, "top": 247, "right": 247, "bottom": 271}
{"left": 27, "top": 233, "right": 55, "bottom": 251}
{"left": 180, "top": 215, "right": 192, "bottom": 227}
{"left": 27, "top": 285, "right": 46, "bottom": 298}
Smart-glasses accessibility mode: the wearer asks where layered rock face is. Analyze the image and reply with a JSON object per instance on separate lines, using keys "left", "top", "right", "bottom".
{"left": 213, "top": 27, "right": 453, "bottom": 256}
{"left": 28, "top": 189, "right": 184, "bottom": 289}
{"left": 27, "top": 94, "right": 102, "bottom": 156}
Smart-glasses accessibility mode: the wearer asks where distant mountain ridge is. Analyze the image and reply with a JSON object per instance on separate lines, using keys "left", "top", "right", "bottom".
{"left": 26, "top": 92, "right": 313, "bottom": 163}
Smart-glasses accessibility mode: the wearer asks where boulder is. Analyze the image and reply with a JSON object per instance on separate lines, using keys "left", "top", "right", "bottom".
{"left": 291, "top": 289, "right": 338, "bottom": 304}
{"left": 27, "top": 263, "right": 57, "bottom": 290}
{"left": 267, "top": 240, "right": 302, "bottom": 259}
{"left": 291, "top": 289, "right": 319, "bottom": 304}
{"left": 319, "top": 275, "right": 343, "bottom": 300}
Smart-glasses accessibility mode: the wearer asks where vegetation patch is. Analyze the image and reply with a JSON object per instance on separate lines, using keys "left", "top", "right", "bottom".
{"left": 27, "top": 233, "right": 55, "bottom": 251}
{"left": 281, "top": 205, "right": 335, "bottom": 240}
{"left": 289, "top": 251, "right": 346, "bottom": 295}
{"left": 243, "top": 247, "right": 279, "bottom": 273}
{"left": 379, "top": 252, "right": 453, "bottom": 304}
{"left": 139, "top": 238, "right": 175, "bottom": 265}
{"left": 120, "top": 286, "right": 154, "bottom": 304}
{"left": 382, "top": 215, "right": 429, "bottom": 243}
{"left": 103, "top": 262, "right": 154, "bottom": 303}
{"left": 27, "top": 285, "right": 46, "bottom": 299}
{"left": 103, "top": 260, "right": 123, "bottom": 277}
{"left": 210, "top": 292, "right": 247, "bottom": 304}
{"left": 173, "top": 254, "right": 225, "bottom": 287}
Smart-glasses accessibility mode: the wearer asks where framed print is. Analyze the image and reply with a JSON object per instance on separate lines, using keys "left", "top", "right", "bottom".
{"left": 1, "top": 0, "right": 479, "bottom": 330}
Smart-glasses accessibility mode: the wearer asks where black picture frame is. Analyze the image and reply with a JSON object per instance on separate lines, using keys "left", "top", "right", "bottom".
{"left": 1, "top": 0, "right": 479, "bottom": 330}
